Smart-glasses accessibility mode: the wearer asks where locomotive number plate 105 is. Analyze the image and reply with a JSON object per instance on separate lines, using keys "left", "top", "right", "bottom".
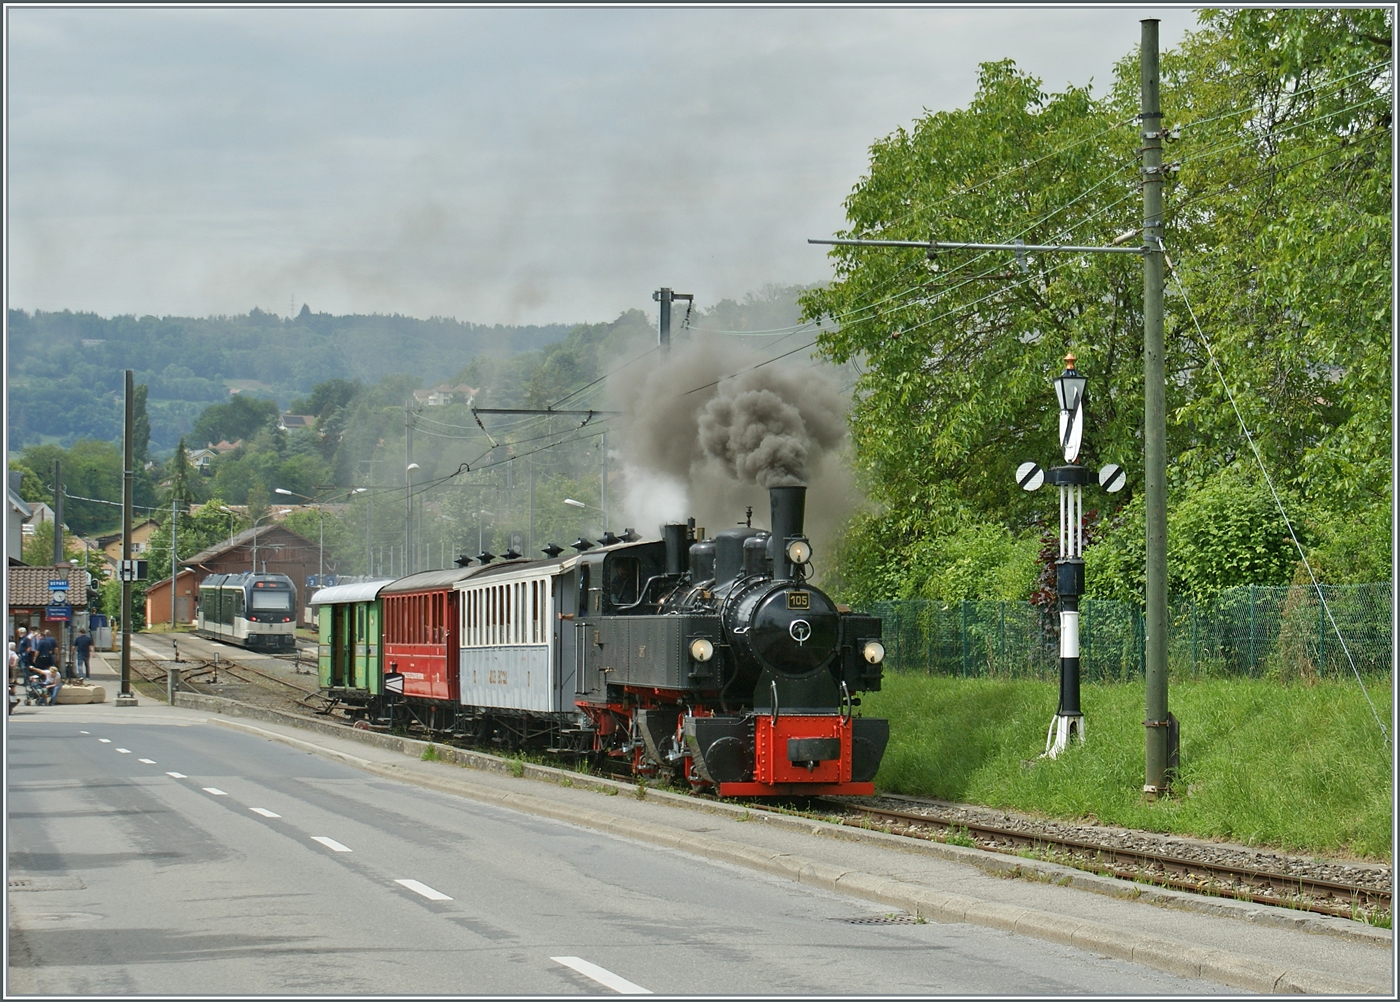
{"left": 787, "top": 591, "right": 810, "bottom": 610}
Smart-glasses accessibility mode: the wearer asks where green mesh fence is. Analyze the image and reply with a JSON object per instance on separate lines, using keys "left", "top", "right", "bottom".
{"left": 868, "top": 583, "right": 1391, "bottom": 681}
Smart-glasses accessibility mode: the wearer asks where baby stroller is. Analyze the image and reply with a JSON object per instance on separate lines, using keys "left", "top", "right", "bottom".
{"left": 23, "top": 672, "right": 50, "bottom": 706}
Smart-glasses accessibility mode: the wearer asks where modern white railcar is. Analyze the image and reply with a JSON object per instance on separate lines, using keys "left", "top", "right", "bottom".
{"left": 196, "top": 572, "right": 298, "bottom": 652}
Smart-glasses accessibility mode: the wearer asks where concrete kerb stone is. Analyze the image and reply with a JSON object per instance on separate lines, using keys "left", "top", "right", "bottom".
{"left": 184, "top": 690, "right": 1391, "bottom": 994}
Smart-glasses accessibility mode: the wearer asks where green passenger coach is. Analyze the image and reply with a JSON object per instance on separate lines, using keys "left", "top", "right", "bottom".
{"left": 309, "top": 580, "right": 393, "bottom": 710}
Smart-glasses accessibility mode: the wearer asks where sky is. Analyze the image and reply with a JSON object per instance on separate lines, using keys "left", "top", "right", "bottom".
{"left": 6, "top": 6, "right": 1200, "bottom": 326}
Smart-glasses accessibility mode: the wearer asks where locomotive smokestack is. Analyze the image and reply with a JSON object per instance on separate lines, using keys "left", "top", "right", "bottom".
{"left": 663, "top": 523, "right": 690, "bottom": 575}
{"left": 768, "top": 485, "right": 806, "bottom": 578}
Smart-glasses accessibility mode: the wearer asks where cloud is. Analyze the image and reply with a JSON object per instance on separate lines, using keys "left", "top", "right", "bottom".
{"left": 6, "top": 7, "right": 1201, "bottom": 322}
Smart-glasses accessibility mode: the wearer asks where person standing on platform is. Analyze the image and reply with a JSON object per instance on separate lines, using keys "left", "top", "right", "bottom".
{"left": 73, "top": 628, "right": 93, "bottom": 680}
{"left": 17, "top": 627, "right": 34, "bottom": 672}
{"left": 34, "top": 630, "right": 57, "bottom": 674}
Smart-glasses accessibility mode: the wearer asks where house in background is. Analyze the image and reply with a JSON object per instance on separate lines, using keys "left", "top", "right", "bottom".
{"left": 7, "top": 472, "right": 32, "bottom": 563}
{"left": 278, "top": 414, "right": 315, "bottom": 432}
{"left": 412, "top": 384, "right": 475, "bottom": 407}
{"left": 97, "top": 518, "right": 160, "bottom": 567}
{"left": 185, "top": 447, "right": 217, "bottom": 475}
{"left": 182, "top": 523, "right": 318, "bottom": 623}
{"left": 145, "top": 568, "right": 199, "bottom": 626}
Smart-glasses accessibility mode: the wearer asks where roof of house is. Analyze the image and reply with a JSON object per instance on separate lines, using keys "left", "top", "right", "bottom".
{"left": 181, "top": 523, "right": 315, "bottom": 567}
{"left": 209, "top": 439, "right": 244, "bottom": 453}
{"left": 8, "top": 487, "right": 32, "bottom": 520}
{"left": 7, "top": 564, "right": 90, "bottom": 608}
{"left": 279, "top": 414, "right": 315, "bottom": 429}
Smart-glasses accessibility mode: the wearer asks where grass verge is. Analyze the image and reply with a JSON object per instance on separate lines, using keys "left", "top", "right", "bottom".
{"left": 862, "top": 674, "right": 1392, "bottom": 860}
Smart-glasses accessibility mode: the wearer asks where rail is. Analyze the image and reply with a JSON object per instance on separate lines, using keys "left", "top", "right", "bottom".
{"left": 817, "top": 798, "right": 1390, "bottom": 923}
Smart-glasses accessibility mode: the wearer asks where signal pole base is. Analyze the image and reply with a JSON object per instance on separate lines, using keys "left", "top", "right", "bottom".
{"left": 114, "top": 692, "right": 140, "bottom": 707}
{"left": 1042, "top": 712, "right": 1085, "bottom": 759}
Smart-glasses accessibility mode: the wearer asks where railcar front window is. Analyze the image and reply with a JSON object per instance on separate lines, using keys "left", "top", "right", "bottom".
{"left": 251, "top": 591, "right": 291, "bottom": 611}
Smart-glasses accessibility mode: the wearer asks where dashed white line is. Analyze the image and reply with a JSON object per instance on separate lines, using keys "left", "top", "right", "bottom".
{"left": 202, "top": 787, "right": 228, "bottom": 796}
{"left": 311, "top": 836, "right": 352, "bottom": 853}
{"left": 249, "top": 808, "right": 281, "bottom": 818}
{"left": 98, "top": 738, "right": 111, "bottom": 744}
{"left": 79, "top": 730, "right": 89, "bottom": 735}
{"left": 166, "top": 772, "right": 187, "bottom": 779}
{"left": 394, "top": 879, "right": 452, "bottom": 901}
{"left": 138, "top": 758, "right": 156, "bottom": 764}
{"left": 552, "top": 957, "right": 651, "bottom": 995}
{"left": 115, "top": 748, "right": 131, "bottom": 754}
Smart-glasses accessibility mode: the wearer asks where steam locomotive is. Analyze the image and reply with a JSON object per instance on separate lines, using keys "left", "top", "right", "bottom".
{"left": 310, "top": 484, "right": 888, "bottom": 797}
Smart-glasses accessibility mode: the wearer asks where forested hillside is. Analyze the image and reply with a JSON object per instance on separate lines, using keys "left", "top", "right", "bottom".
{"left": 6, "top": 307, "right": 574, "bottom": 452}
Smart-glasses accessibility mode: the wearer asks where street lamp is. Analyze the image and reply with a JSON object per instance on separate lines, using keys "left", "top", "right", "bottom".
{"left": 472, "top": 509, "right": 495, "bottom": 557}
{"left": 241, "top": 509, "right": 290, "bottom": 573}
{"left": 406, "top": 463, "right": 420, "bottom": 575}
{"left": 1016, "top": 353, "right": 1125, "bottom": 759}
{"left": 275, "top": 488, "right": 325, "bottom": 584}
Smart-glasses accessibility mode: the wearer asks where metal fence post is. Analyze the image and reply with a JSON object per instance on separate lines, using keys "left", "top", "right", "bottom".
{"left": 166, "top": 666, "right": 179, "bottom": 705}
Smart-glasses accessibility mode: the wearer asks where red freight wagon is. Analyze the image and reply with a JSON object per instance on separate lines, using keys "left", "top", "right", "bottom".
{"left": 380, "top": 567, "right": 478, "bottom": 702}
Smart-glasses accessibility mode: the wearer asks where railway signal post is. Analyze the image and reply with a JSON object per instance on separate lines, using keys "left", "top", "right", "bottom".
{"left": 1017, "top": 355, "right": 1125, "bottom": 758}
{"left": 812, "top": 19, "right": 1174, "bottom": 793}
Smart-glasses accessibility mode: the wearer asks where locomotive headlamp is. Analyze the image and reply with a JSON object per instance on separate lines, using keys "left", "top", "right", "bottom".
{"left": 785, "top": 538, "right": 812, "bottom": 566}
{"left": 862, "top": 640, "right": 885, "bottom": 665}
{"left": 689, "top": 638, "right": 715, "bottom": 662}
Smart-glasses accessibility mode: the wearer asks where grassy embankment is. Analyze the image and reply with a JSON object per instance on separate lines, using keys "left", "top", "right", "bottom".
{"left": 863, "top": 675, "right": 1392, "bottom": 861}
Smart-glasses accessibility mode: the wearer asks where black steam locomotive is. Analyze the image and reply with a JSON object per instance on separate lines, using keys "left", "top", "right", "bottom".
{"left": 312, "top": 484, "right": 888, "bottom": 797}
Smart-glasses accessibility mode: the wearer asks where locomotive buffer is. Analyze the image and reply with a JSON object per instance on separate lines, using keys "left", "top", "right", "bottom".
{"left": 1016, "top": 354, "right": 1125, "bottom": 759}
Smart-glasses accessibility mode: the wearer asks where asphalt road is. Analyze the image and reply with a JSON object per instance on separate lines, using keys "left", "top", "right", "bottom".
{"left": 8, "top": 715, "right": 1229, "bottom": 995}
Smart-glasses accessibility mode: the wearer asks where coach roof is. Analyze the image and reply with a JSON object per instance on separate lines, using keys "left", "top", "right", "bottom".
{"left": 308, "top": 579, "right": 395, "bottom": 606}
{"left": 379, "top": 566, "right": 485, "bottom": 594}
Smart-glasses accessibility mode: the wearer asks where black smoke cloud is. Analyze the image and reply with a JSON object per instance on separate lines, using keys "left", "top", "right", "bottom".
{"left": 615, "top": 335, "right": 856, "bottom": 570}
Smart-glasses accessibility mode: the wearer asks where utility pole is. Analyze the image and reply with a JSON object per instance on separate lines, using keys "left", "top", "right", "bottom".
{"left": 52, "top": 460, "right": 63, "bottom": 565}
{"left": 117, "top": 370, "right": 137, "bottom": 706}
{"left": 528, "top": 454, "right": 535, "bottom": 554}
{"left": 405, "top": 403, "right": 415, "bottom": 576}
{"left": 808, "top": 18, "right": 1174, "bottom": 794}
{"left": 1140, "top": 18, "right": 1172, "bottom": 795}
{"left": 652, "top": 287, "right": 693, "bottom": 353}
{"left": 600, "top": 430, "right": 608, "bottom": 531}
{"left": 171, "top": 496, "right": 179, "bottom": 626}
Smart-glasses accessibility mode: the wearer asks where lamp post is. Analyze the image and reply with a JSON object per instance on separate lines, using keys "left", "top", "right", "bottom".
{"left": 1017, "top": 353, "right": 1125, "bottom": 759}
{"left": 405, "top": 463, "right": 420, "bottom": 575}
{"left": 472, "top": 509, "right": 495, "bottom": 557}
{"left": 274, "top": 488, "right": 325, "bottom": 584}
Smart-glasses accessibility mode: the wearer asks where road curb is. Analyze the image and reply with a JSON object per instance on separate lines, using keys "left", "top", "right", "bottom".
{"left": 183, "top": 693, "right": 1390, "bottom": 993}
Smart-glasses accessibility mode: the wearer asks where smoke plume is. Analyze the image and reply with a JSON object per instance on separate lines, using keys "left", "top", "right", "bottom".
{"left": 615, "top": 334, "right": 857, "bottom": 573}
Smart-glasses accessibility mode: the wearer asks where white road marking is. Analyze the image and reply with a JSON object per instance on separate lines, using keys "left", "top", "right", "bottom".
{"left": 79, "top": 730, "right": 89, "bottom": 734}
{"left": 249, "top": 808, "right": 281, "bottom": 818}
{"left": 166, "top": 772, "right": 187, "bottom": 778}
{"left": 311, "top": 836, "right": 352, "bottom": 853}
{"left": 138, "top": 758, "right": 156, "bottom": 764}
{"left": 394, "top": 879, "right": 452, "bottom": 901}
{"left": 98, "top": 738, "right": 111, "bottom": 744}
{"left": 115, "top": 748, "right": 131, "bottom": 754}
{"left": 202, "top": 787, "right": 228, "bottom": 796}
{"left": 551, "top": 957, "right": 651, "bottom": 995}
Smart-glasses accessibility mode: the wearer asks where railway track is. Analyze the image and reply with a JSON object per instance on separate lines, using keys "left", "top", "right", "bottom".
{"left": 817, "top": 798, "right": 1391, "bottom": 923}
{"left": 129, "top": 656, "right": 338, "bottom": 713}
